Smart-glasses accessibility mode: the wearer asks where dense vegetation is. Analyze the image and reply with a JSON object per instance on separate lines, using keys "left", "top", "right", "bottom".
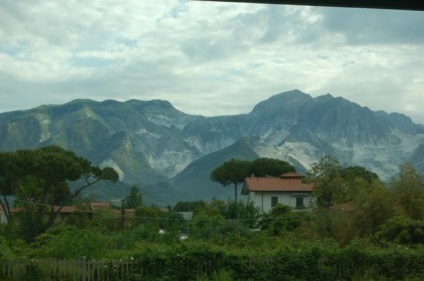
{"left": 0, "top": 149, "right": 423, "bottom": 280}
{"left": 211, "top": 158, "right": 295, "bottom": 201}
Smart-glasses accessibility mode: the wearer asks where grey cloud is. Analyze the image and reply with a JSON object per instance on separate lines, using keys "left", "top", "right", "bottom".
{"left": 227, "top": 6, "right": 330, "bottom": 46}
{"left": 1, "top": 1, "right": 424, "bottom": 125}
{"left": 229, "top": 6, "right": 304, "bottom": 44}
{"left": 318, "top": 8, "right": 424, "bottom": 45}
{"left": 179, "top": 37, "right": 231, "bottom": 63}
{"left": 260, "top": 7, "right": 294, "bottom": 43}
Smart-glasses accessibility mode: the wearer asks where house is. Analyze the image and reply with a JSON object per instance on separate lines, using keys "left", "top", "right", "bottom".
{"left": 0, "top": 206, "right": 23, "bottom": 224}
{"left": 242, "top": 172, "right": 314, "bottom": 213}
{"left": 89, "top": 202, "right": 111, "bottom": 211}
{"left": 178, "top": 211, "right": 193, "bottom": 221}
{"left": 0, "top": 205, "right": 7, "bottom": 224}
{"left": 51, "top": 206, "right": 77, "bottom": 221}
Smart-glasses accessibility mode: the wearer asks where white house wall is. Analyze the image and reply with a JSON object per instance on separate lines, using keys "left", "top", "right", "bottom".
{"left": 248, "top": 191, "right": 313, "bottom": 213}
{"left": 0, "top": 210, "right": 7, "bottom": 224}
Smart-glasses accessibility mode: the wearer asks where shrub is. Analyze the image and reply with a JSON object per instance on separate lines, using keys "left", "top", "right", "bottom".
{"left": 374, "top": 216, "right": 424, "bottom": 246}
{"left": 30, "top": 225, "right": 111, "bottom": 259}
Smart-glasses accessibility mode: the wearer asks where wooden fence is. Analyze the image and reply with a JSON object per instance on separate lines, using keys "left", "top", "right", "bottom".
{"left": 0, "top": 257, "right": 269, "bottom": 281}
{"left": 1, "top": 258, "right": 137, "bottom": 281}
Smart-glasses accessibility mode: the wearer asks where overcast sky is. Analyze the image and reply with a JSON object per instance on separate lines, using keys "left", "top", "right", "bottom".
{"left": 1, "top": 1, "right": 424, "bottom": 124}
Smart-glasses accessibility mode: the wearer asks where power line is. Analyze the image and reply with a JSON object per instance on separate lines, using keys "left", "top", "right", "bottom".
{"left": 9, "top": 198, "right": 357, "bottom": 223}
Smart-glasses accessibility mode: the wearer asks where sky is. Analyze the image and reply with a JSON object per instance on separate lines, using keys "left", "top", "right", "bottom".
{"left": 1, "top": 0, "right": 424, "bottom": 124}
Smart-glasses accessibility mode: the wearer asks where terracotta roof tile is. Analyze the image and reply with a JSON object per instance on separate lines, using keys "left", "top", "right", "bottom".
{"left": 1, "top": 207, "right": 29, "bottom": 213}
{"left": 280, "top": 172, "right": 305, "bottom": 178}
{"left": 89, "top": 202, "right": 111, "bottom": 209}
{"left": 52, "top": 206, "right": 76, "bottom": 213}
{"left": 243, "top": 177, "right": 313, "bottom": 193}
{"left": 10, "top": 208, "right": 23, "bottom": 213}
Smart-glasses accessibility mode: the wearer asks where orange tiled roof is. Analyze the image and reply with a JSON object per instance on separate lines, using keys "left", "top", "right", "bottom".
{"left": 243, "top": 176, "right": 313, "bottom": 194}
{"left": 89, "top": 202, "right": 111, "bottom": 209}
{"left": 52, "top": 206, "right": 76, "bottom": 213}
{"left": 280, "top": 172, "right": 305, "bottom": 178}
{"left": 11, "top": 208, "right": 23, "bottom": 213}
{"left": 111, "top": 208, "right": 136, "bottom": 216}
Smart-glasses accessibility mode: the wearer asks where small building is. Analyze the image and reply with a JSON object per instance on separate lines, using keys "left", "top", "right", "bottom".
{"left": 52, "top": 205, "right": 77, "bottom": 221}
{"left": 178, "top": 211, "right": 193, "bottom": 221}
{"left": 0, "top": 205, "right": 7, "bottom": 224}
{"left": 89, "top": 202, "right": 111, "bottom": 211}
{"left": 242, "top": 172, "right": 314, "bottom": 213}
{"left": 0, "top": 206, "right": 23, "bottom": 224}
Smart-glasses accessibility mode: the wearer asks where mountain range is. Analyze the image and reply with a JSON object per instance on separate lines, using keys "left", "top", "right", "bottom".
{"left": 1, "top": 90, "right": 423, "bottom": 205}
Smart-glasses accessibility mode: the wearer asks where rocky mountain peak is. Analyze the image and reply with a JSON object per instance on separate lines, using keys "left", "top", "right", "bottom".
{"left": 0, "top": 90, "right": 423, "bottom": 203}
{"left": 250, "top": 89, "right": 312, "bottom": 114}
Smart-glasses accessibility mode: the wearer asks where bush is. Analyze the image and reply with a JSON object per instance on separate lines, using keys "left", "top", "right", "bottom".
{"left": 260, "top": 204, "right": 312, "bottom": 236}
{"left": 0, "top": 235, "right": 12, "bottom": 259}
{"left": 30, "top": 225, "right": 111, "bottom": 259}
{"left": 374, "top": 216, "right": 424, "bottom": 246}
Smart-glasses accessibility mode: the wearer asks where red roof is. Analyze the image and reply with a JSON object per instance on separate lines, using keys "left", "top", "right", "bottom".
{"left": 52, "top": 206, "right": 76, "bottom": 213}
{"left": 0, "top": 206, "right": 23, "bottom": 213}
{"left": 243, "top": 175, "right": 313, "bottom": 194}
{"left": 89, "top": 202, "right": 111, "bottom": 209}
{"left": 280, "top": 172, "right": 305, "bottom": 178}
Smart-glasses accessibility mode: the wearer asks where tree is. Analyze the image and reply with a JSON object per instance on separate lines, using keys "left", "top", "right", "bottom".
{"left": 125, "top": 185, "right": 143, "bottom": 208}
{"left": 189, "top": 208, "right": 226, "bottom": 239}
{"left": 353, "top": 180, "right": 393, "bottom": 237}
{"left": 340, "top": 165, "right": 381, "bottom": 202}
{"left": 306, "top": 156, "right": 347, "bottom": 208}
{"left": 226, "top": 199, "right": 261, "bottom": 227}
{"left": 31, "top": 225, "right": 111, "bottom": 259}
{"left": 250, "top": 158, "right": 295, "bottom": 177}
{"left": 2, "top": 146, "right": 119, "bottom": 241}
{"left": 390, "top": 164, "right": 424, "bottom": 220}
{"left": 173, "top": 200, "right": 207, "bottom": 212}
{"left": 374, "top": 216, "right": 424, "bottom": 246}
{"left": 135, "top": 205, "right": 163, "bottom": 228}
{"left": 341, "top": 165, "right": 379, "bottom": 184}
{"left": 210, "top": 159, "right": 251, "bottom": 201}
{"left": 211, "top": 158, "right": 296, "bottom": 202}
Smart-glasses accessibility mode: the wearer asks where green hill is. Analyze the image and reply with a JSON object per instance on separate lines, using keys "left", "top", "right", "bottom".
{"left": 171, "top": 138, "right": 259, "bottom": 200}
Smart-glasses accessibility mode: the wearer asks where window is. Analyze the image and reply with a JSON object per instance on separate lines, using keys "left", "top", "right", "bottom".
{"left": 296, "top": 197, "right": 304, "bottom": 209}
{"left": 271, "top": 196, "right": 278, "bottom": 207}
